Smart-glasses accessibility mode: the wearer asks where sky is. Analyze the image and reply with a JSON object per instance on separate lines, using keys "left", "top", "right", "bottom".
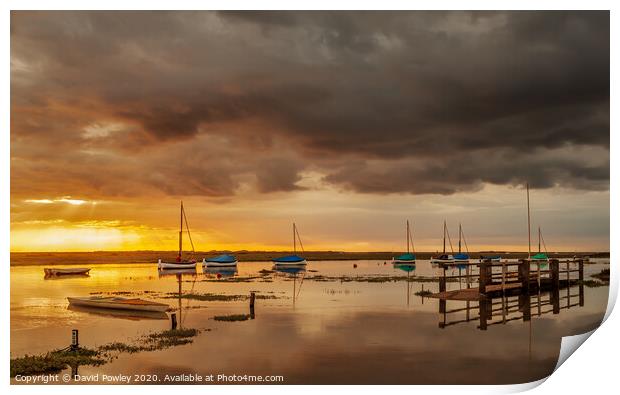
{"left": 10, "top": 11, "right": 609, "bottom": 252}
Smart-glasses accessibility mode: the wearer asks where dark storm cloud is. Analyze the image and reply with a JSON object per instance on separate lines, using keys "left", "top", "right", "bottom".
{"left": 10, "top": 11, "right": 609, "bottom": 197}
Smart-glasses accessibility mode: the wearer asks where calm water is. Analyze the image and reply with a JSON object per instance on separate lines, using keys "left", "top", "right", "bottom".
{"left": 10, "top": 259, "right": 609, "bottom": 384}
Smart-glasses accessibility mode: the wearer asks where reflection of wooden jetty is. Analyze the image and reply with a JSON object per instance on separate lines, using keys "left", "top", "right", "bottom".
{"left": 429, "top": 258, "right": 585, "bottom": 330}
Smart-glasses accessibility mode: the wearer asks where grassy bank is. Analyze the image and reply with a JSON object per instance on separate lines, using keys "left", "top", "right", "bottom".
{"left": 11, "top": 328, "right": 201, "bottom": 377}
{"left": 10, "top": 250, "right": 610, "bottom": 266}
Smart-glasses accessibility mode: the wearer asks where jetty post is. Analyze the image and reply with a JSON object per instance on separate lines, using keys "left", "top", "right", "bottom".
{"left": 170, "top": 313, "right": 177, "bottom": 329}
{"left": 250, "top": 292, "right": 256, "bottom": 319}
{"left": 518, "top": 259, "right": 530, "bottom": 292}
{"left": 71, "top": 329, "right": 79, "bottom": 350}
{"left": 439, "top": 265, "right": 447, "bottom": 293}
{"left": 550, "top": 259, "right": 560, "bottom": 314}
{"left": 478, "top": 295, "right": 488, "bottom": 331}
{"left": 478, "top": 260, "right": 490, "bottom": 294}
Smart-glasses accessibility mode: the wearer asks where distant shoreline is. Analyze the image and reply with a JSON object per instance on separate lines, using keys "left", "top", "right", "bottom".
{"left": 9, "top": 250, "right": 610, "bottom": 266}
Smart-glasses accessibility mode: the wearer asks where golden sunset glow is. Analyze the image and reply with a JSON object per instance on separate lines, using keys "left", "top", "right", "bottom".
{"left": 10, "top": 11, "right": 609, "bottom": 253}
{"left": 10, "top": 184, "right": 610, "bottom": 252}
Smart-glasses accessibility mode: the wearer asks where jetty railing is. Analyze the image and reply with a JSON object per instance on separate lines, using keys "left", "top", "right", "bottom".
{"left": 437, "top": 258, "right": 584, "bottom": 295}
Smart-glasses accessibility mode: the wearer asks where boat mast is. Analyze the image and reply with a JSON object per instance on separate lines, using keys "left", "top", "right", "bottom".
{"left": 458, "top": 223, "right": 462, "bottom": 253}
{"left": 179, "top": 201, "right": 183, "bottom": 259}
{"left": 538, "top": 227, "right": 541, "bottom": 253}
{"left": 443, "top": 220, "right": 446, "bottom": 254}
{"left": 293, "top": 222, "right": 296, "bottom": 254}
{"left": 406, "top": 220, "right": 410, "bottom": 253}
{"left": 527, "top": 183, "right": 531, "bottom": 259}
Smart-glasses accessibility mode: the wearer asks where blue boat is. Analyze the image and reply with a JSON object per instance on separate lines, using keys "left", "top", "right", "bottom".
{"left": 273, "top": 223, "right": 307, "bottom": 267}
{"left": 273, "top": 254, "right": 306, "bottom": 264}
{"left": 453, "top": 224, "right": 470, "bottom": 263}
{"left": 203, "top": 254, "right": 237, "bottom": 267}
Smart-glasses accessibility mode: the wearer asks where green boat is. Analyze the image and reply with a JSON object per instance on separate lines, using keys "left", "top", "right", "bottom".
{"left": 392, "top": 220, "right": 416, "bottom": 264}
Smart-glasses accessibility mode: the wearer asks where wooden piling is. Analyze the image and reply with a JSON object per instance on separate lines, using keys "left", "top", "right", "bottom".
{"left": 519, "top": 293, "right": 531, "bottom": 321}
{"left": 479, "top": 295, "right": 488, "bottom": 331}
{"left": 71, "top": 329, "right": 79, "bottom": 350}
{"left": 479, "top": 260, "right": 489, "bottom": 294}
{"left": 439, "top": 265, "right": 447, "bottom": 293}
{"left": 170, "top": 313, "right": 177, "bottom": 329}
{"left": 518, "top": 259, "right": 530, "bottom": 292}
{"left": 550, "top": 259, "right": 560, "bottom": 290}
{"left": 250, "top": 292, "right": 256, "bottom": 319}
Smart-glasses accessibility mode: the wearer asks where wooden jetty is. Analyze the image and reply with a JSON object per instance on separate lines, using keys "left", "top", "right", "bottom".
{"left": 431, "top": 258, "right": 584, "bottom": 301}
{"left": 429, "top": 258, "right": 585, "bottom": 330}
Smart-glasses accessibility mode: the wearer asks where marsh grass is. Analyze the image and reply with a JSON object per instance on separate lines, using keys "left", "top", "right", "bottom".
{"left": 166, "top": 292, "right": 279, "bottom": 302}
{"left": 592, "top": 268, "right": 610, "bottom": 282}
{"left": 12, "top": 328, "right": 201, "bottom": 378}
{"left": 10, "top": 347, "right": 105, "bottom": 377}
{"left": 213, "top": 314, "right": 250, "bottom": 322}
{"left": 306, "top": 275, "right": 441, "bottom": 283}
{"left": 580, "top": 279, "right": 607, "bottom": 288}
{"left": 166, "top": 292, "right": 245, "bottom": 301}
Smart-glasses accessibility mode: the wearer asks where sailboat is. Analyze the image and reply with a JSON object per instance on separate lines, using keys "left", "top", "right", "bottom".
{"left": 526, "top": 184, "right": 550, "bottom": 264}
{"left": 157, "top": 201, "right": 197, "bottom": 270}
{"left": 430, "top": 221, "right": 455, "bottom": 264}
{"left": 272, "top": 222, "right": 307, "bottom": 267}
{"left": 453, "top": 223, "right": 470, "bottom": 264}
{"left": 392, "top": 220, "right": 416, "bottom": 264}
{"left": 531, "top": 226, "right": 549, "bottom": 263}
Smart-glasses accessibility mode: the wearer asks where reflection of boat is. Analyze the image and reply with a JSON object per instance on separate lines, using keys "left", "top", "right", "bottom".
{"left": 203, "top": 266, "right": 238, "bottom": 278}
{"left": 392, "top": 220, "right": 416, "bottom": 264}
{"left": 158, "top": 201, "right": 197, "bottom": 270}
{"left": 453, "top": 224, "right": 470, "bottom": 263}
{"left": 44, "top": 268, "right": 90, "bottom": 276}
{"left": 68, "top": 296, "right": 170, "bottom": 312}
{"left": 394, "top": 263, "right": 416, "bottom": 273}
{"left": 203, "top": 254, "right": 237, "bottom": 268}
{"left": 157, "top": 268, "right": 197, "bottom": 277}
{"left": 44, "top": 273, "right": 90, "bottom": 280}
{"left": 431, "top": 221, "right": 455, "bottom": 264}
{"left": 273, "top": 264, "right": 307, "bottom": 275}
{"left": 68, "top": 304, "right": 168, "bottom": 320}
{"left": 273, "top": 223, "right": 307, "bottom": 267}
{"left": 273, "top": 265, "right": 306, "bottom": 305}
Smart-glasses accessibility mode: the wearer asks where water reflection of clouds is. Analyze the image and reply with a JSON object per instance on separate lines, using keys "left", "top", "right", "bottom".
{"left": 10, "top": 260, "right": 609, "bottom": 383}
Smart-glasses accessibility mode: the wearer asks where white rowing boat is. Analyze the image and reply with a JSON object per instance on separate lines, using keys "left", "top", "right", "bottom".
{"left": 67, "top": 296, "right": 170, "bottom": 312}
{"left": 44, "top": 267, "right": 91, "bottom": 276}
{"left": 68, "top": 304, "right": 169, "bottom": 320}
{"left": 158, "top": 259, "right": 197, "bottom": 270}
{"left": 157, "top": 201, "right": 198, "bottom": 270}
{"left": 430, "top": 254, "right": 455, "bottom": 264}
